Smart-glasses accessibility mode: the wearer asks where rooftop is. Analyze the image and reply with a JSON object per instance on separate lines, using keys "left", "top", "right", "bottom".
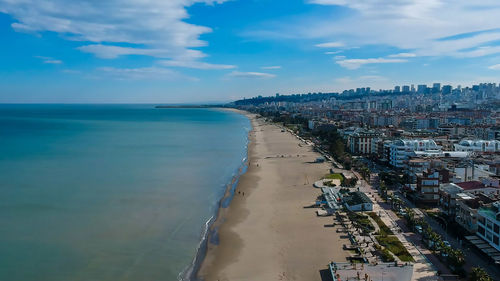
{"left": 344, "top": 191, "right": 372, "bottom": 206}
{"left": 440, "top": 183, "right": 464, "bottom": 194}
{"left": 478, "top": 206, "right": 499, "bottom": 221}
{"left": 456, "top": 181, "right": 486, "bottom": 190}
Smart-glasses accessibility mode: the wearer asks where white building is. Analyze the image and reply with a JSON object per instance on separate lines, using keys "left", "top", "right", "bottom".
{"left": 454, "top": 164, "right": 496, "bottom": 182}
{"left": 454, "top": 140, "right": 500, "bottom": 153}
{"left": 344, "top": 191, "right": 373, "bottom": 212}
{"left": 389, "top": 139, "right": 442, "bottom": 169}
{"left": 347, "top": 129, "right": 380, "bottom": 155}
{"left": 477, "top": 202, "right": 500, "bottom": 251}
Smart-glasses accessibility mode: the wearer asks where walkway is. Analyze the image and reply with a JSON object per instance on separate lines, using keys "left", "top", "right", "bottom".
{"left": 354, "top": 170, "right": 441, "bottom": 281}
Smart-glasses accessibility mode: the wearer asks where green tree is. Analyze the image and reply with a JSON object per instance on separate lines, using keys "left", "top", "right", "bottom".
{"left": 447, "top": 248, "right": 465, "bottom": 271}
{"left": 379, "top": 180, "right": 388, "bottom": 199}
{"left": 405, "top": 208, "right": 416, "bottom": 226}
{"left": 469, "top": 267, "right": 493, "bottom": 281}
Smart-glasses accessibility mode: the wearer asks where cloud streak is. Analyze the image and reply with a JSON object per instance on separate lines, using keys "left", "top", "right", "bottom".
{"left": 227, "top": 71, "right": 276, "bottom": 79}
{"left": 315, "top": 41, "right": 344, "bottom": 48}
{"left": 34, "top": 56, "right": 63, "bottom": 64}
{"left": 388, "top": 53, "right": 417, "bottom": 58}
{"left": 159, "top": 60, "right": 236, "bottom": 70}
{"left": 97, "top": 66, "right": 193, "bottom": 81}
{"left": 336, "top": 58, "right": 407, "bottom": 70}
{"left": 261, "top": 66, "right": 282, "bottom": 70}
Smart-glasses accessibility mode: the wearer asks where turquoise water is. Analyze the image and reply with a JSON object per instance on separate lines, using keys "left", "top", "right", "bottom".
{"left": 0, "top": 105, "right": 250, "bottom": 281}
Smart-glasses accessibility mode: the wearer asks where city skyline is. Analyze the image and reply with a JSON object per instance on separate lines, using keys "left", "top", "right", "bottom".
{"left": 1, "top": 0, "right": 500, "bottom": 103}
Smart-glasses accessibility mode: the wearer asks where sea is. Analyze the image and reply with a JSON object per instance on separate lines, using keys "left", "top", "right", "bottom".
{"left": 0, "top": 104, "right": 251, "bottom": 281}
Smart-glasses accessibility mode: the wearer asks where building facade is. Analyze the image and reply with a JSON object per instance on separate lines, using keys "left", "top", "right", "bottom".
{"left": 348, "top": 129, "right": 380, "bottom": 155}
{"left": 454, "top": 140, "right": 500, "bottom": 153}
{"left": 389, "top": 139, "right": 441, "bottom": 169}
{"left": 477, "top": 203, "right": 500, "bottom": 251}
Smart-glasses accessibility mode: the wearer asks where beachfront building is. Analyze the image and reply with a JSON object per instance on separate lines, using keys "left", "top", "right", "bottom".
{"left": 454, "top": 140, "right": 500, "bottom": 153}
{"left": 347, "top": 129, "right": 380, "bottom": 155}
{"left": 456, "top": 195, "right": 480, "bottom": 234}
{"left": 456, "top": 193, "right": 496, "bottom": 234}
{"left": 439, "top": 183, "right": 464, "bottom": 216}
{"left": 344, "top": 191, "right": 373, "bottom": 212}
{"left": 389, "top": 139, "right": 441, "bottom": 169}
{"left": 477, "top": 202, "right": 500, "bottom": 251}
{"left": 416, "top": 169, "right": 449, "bottom": 205}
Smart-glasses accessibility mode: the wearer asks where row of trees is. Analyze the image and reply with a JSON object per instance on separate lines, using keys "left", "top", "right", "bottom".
{"left": 352, "top": 158, "right": 371, "bottom": 181}
{"left": 470, "top": 267, "right": 493, "bottom": 281}
{"left": 405, "top": 209, "right": 467, "bottom": 275}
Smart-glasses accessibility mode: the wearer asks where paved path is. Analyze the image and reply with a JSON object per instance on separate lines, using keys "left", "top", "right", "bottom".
{"left": 398, "top": 191, "right": 500, "bottom": 279}
{"left": 353, "top": 170, "right": 440, "bottom": 281}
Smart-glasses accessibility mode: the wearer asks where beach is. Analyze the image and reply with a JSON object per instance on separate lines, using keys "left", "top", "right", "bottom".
{"left": 198, "top": 112, "right": 349, "bottom": 281}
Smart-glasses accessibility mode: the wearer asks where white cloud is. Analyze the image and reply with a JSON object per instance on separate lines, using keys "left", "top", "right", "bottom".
{"left": 315, "top": 41, "right": 344, "bottom": 48}
{"left": 0, "top": 0, "right": 230, "bottom": 64}
{"left": 227, "top": 71, "right": 276, "bottom": 79}
{"left": 261, "top": 66, "right": 282, "bottom": 69}
{"left": 336, "top": 58, "right": 407, "bottom": 70}
{"left": 253, "top": 0, "right": 500, "bottom": 58}
{"left": 34, "top": 56, "right": 62, "bottom": 64}
{"left": 454, "top": 45, "right": 500, "bottom": 58}
{"left": 159, "top": 60, "right": 236, "bottom": 70}
{"left": 334, "top": 55, "right": 346, "bottom": 60}
{"left": 388, "top": 53, "right": 417, "bottom": 58}
{"left": 488, "top": 64, "right": 500, "bottom": 70}
{"left": 325, "top": 51, "right": 342, "bottom": 55}
{"left": 44, "top": 60, "right": 63, "bottom": 64}
{"left": 97, "top": 67, "right": 193, "bottom": 81}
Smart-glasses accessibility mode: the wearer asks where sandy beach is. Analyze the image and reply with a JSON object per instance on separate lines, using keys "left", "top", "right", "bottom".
{"left": 198, "top": 112, "right": 349, "bottom": 281}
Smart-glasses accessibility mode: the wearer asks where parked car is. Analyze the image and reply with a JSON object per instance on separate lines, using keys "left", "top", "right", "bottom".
{"left": 415, "top": 225, "right": 423, "bottom": 234}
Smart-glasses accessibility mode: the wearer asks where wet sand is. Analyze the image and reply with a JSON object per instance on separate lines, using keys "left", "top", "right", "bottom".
{"left": 197, "top": 113, "right": 349, "bottom": 281}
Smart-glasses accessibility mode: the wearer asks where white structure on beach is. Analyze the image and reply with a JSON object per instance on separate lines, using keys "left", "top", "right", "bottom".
{"left": 344, "top": 191, "right": 373, "bottom": 212}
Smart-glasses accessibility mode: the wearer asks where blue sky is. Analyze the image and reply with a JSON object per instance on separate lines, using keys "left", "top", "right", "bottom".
{"left": 0, "top": 0, "right": 500, "bottom": 103}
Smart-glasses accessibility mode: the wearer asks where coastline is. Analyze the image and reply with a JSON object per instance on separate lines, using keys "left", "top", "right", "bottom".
{"left": 181, "top": 108, "right": 253, "bottom": 281}
{"left": 197, "top": 110, "right": 350, "bottom": 281}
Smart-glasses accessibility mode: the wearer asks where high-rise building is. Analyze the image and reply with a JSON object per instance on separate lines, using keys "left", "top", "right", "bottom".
{"left": 442, "top": 85, "right": 452, "bottom": 95}
{"left": 394, "top": 86, "right": 401, "bottom": 93}
{"left": 417, "top": 84, "right": 427, "bottom": 94}
{"left": 411, "top": 84, "right": 415, "bottom": 93}
{"left": 402, "top": 85, "right": 410, "bottom": 92}
{"left": 432, "top": 83, "right": 441, "bottom": 93}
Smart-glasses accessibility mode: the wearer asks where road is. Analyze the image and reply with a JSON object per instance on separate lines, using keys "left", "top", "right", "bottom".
{"left": 398, "top": 189, "right": 500, "bottom": 279}
{"left": 352, "top": 170, "right": 442, "bottom": 281}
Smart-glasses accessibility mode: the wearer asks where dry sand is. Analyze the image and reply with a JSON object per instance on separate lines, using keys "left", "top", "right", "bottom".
{"left": 198, "top": 113, "right": 349, "bottom": 281}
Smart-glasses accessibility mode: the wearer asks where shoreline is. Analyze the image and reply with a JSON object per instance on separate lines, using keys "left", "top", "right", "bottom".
{"left": 197, "top": 111, "right": 350, "bottom": 281}
{"left": 182, "top": 108, "right": 254, "bottom": 281}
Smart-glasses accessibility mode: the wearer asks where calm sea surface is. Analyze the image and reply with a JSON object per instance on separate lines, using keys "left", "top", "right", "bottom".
{"left": 0, "top": 105, "right": 250, "bottom": 281}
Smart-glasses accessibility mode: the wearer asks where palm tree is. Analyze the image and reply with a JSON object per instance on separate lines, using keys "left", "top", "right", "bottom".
{"left": 469, "top": 267, "right": 493, "bottom": 281}
{"left": 447, "top": 248, "right": 465, "bottom": 271}
{"left": 429, "top": 231, "right": 442, "bottom": 250}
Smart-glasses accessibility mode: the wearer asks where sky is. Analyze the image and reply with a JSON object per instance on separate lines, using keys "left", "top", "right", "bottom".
{"left": 0, "top": 0, "right": 500, "bottom": 103}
